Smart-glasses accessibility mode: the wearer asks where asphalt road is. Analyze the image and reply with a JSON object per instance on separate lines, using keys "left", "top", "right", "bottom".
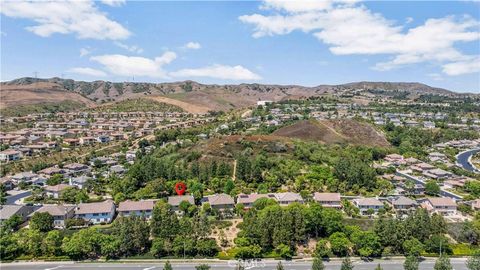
{"left": 0, "top": 258, "right": 471, "bottom": 270}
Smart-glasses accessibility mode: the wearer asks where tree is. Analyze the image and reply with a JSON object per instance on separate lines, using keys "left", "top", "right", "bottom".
{"left": 275, "top": 244, "right": 293, "bottom": 260}
{"left": 402, "top": 238, "right": 424, "bottom": 257}
{"left": 0, "top": 184, "right": 7, "bottom": 204}
{"left": 164, "top": 261, "right": 173, "bottom": 270}
{"left": 314, "top": 239, "right": 331, "bottom": 258}
{"left": 111, "top": 216, "right": 150, "bottom": 257}
{"left": 329, "top": 232, "right": 351, "bottom": 256}
{"left": 467, "top": 251, "right": 480, "bottom": 270}
{"left": 434, "top": 256, "right": 453, "bottom": 270}
{"left": 425, "top": 180, "right": 440, "bottom": 196}
{"left": 46, "top": 174, "right": 63, "bottom": 186}
{"left": 312, "top": 257, "right": 325, "bottom": 270}
{"left": 42, "top": 230, "right": 63, "bottom": 256}
{"left": 195, "top": 264, "right": 210, "bottom": 270}
{"left": 340, "top": 257, "right": 354, "bottom": 270}
{"left": 350, "top": 230, "right": 381, "bottom": 258}
{"left": 276, "top": 261, "right": 285, "bottom": 270}
{"left": 151, "top": 201, "right": 179, "bottom": 240}
{"left": 403, "top": 255, "right": 419, "bottom": 270}
{"left": 30, "top": 212, "right": 54, "bottom": 232}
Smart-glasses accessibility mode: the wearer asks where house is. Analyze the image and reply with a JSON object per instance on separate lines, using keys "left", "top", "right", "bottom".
{"left": 44, "top": 184, "right": 71, "bottom": 199}
{"left": 313, "top": 192, "right": 342, "bottom": 209}
{"left": 69, "top": 175, "right": 91, "bottom": 189}
{"left": 110, "top": 165, "right": 126, "bottom": 175}
{"left": 424, "top": 121, "right": 436, "bottom": 129}
{"left": 32, "top": 204, "right": 75, "bottom": 228}
{"left": 391, "top": 196, "right": 417, "bottom": 212}
{"left": 167, "top": 195, "right": 196, "bottom": 213}
{"left": 428, "top": 152, "right": 447, "bottom": 163}
{"left": 236, "top": 193, "right": 276, "bottom": 209}
{"left": 411, "top": 162, "right": 436, "bottom": 172}
{"left": 96, "top": 135, "right": 111, "bottom": 143}
{"left": 353, "top": 198, "right": 384, "bottom": 215}
{"left": 38, "top": 167, "right": 66, "bottom": 176}
{"left": 63, "top": 163, "right": 90, "bottom": 175}
{"left": 422, "top": 197, "right": 457, "bottom": 216}
{"left": 75, "top": 200, "right": 116, "bottom": 224}
{"left": 0, "top": 177, "right": 14, "bottom": 190}
{"left": 424, "top": 168, "right": 452, "bottom": 180}
{"left": 385, "top": 154, "right": 404, "bottom": 163}
{"left": 0, "top": 149, "right": 21, "bottom": 162}
{"left": 118, "top": 200, "right": 156, "bottom": 219}
{"left": 274, "top": 192, "right": 304, "bottom": 206}
{"left": 201, "top": 194, "right": 235, "bottom": 211}
{"left": 0, "top": 205, "right": 34, "bottom": 223}
{"left": 79, "top": 137, "right": 95, "bottom": 145}
{"left": 11, "top": 172, "right": 39, "bottom": 184}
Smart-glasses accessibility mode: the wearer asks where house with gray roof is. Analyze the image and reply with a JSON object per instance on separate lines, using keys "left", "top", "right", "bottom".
{"left": 236, "top": 193, "right": 276, "bottom": 209}
{"left": 118, "top": 199, "right": 156, "bottom": 219}
{"left": 0, "top": 205, "right": 34, "bottom": 223}
{"left": 274, "top": 192, "right": 304, "bottom": 206}
{"left": 75, "top": 200, "right": 116, "bottom": 224}
{"left": 391, "top": 196, "right": 417, "bottom": 212}
{"left": 353, "top": 198, "right": 384, "bottom": 215}
{"left": 31, "top": 204, "right": 75, "bottom": 228}
{"left": 313, "top": 192, "right": 342, "bottom": 209}
{"left": 201, "top": 193, "right": 235, "bottom": 211}
{"left": 168, "top": 195, "right": 195, "bottom": 213}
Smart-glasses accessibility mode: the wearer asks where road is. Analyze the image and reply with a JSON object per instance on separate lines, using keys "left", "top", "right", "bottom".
{"left": 0, "top": 258, "right": 471, "bottom": 270}
{"left": 456, "top": 148, "right": 480, "bottom": 173}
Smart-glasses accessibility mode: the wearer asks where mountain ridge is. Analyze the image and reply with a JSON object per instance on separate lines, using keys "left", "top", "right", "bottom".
{"left": 1, "top": 77, "right": 476, "bottom": 113}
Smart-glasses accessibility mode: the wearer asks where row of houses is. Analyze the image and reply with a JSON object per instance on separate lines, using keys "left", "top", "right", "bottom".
{"left": 3, "top": 190, "right": 477, "bottom": 229}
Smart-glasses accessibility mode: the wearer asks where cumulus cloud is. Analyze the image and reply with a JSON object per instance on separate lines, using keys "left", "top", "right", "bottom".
{"left": 68, "top": 67, "right": 107, "bottom": 77}
{"left": 183, "top": 42, "right": 202, "bottom": 50}
{"left": 90, "top": 52, "right": 177, "bottom": 78}
{"left": 114, "top": 42, "right": 144, "bottom": 54}
{"left": 0, "top": 0, "right": 130, "bottom": 40}
{"left": 170, "top": 64, "right": 261, "bottom": 80}
{"left": 442, "top": 56, "right": 480, "bottom": 76}
{"left": 239, "top": 0, "right": 480, "bottom": 76}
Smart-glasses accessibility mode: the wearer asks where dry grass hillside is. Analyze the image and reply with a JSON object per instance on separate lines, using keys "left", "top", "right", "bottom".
{"left": 0, "top": 82, "right": 95, "bottom": 109}
{"left": 2, "top": 77, "right": 465, "bottom": 114}
{"left": 273, "top": 119, "right": 390, "bottom": 147}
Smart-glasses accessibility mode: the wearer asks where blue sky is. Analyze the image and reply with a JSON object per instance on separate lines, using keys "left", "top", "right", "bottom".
{"left": 1, "top": 0, "right": 479, "bottom": 93}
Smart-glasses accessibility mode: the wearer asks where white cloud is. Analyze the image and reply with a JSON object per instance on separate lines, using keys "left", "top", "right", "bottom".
{"left": 170, "top": 64, "right": 262, "bottom": 81}
{"left": 427, "top": 73, "right": 444, "bottom": 81}
{"left": 114, "top": 42, "right": 144, "bottom": 54}
{"left": 240, "top": 0, "right": 480, "bottom": 76}
{"left": 183, "top": 42, "right": 202, "bottom": 50}
{"left": 0, "top": 0, "right": 130, "bottom": 40}
{"left": 68, "top": 67, "right": 107, "bottom": 77}
{"left": 101, "top": 0, "right": 126, "bottom": 7}
{"left": 80, "top": 47, "right": 92, "bottom": 57}
{"left": 90, "top": 52, "right": 177, "bottom": 78}
{"left": 405, "top": 17, "right": 414, "bottom": 24}
{"left": 442, "top": 56, "right": 480, "bottom": 76}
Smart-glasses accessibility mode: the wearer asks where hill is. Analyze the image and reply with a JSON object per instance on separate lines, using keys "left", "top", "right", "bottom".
{"left": 1, "top": 77, "right": 472, "bottom": 114}
{"left": 272, "top": 119, "right": 390, "bottom": 147}
{"left": 0, "top": 81, "right": 95, "bottom": 109}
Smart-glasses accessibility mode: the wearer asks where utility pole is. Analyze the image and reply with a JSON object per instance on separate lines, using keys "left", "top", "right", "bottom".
{"left": 33, "top": 71, "right": 38, "bottom": 89}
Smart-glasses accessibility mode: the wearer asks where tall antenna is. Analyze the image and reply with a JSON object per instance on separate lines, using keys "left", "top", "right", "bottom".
{"left": 33, "top": 71, "right": 38, "bottom": 89}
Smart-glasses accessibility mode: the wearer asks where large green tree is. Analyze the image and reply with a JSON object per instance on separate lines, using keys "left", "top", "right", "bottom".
{"left": 29, "top": 212, "right": 54, "bottom": 232}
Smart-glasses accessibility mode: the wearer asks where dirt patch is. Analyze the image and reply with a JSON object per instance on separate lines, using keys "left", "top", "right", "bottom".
{"left": 147, "top": 95, "right": 211, "bottom": 113}
{"left": 273, "top": 119, "right": 390, "bottom": 147}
